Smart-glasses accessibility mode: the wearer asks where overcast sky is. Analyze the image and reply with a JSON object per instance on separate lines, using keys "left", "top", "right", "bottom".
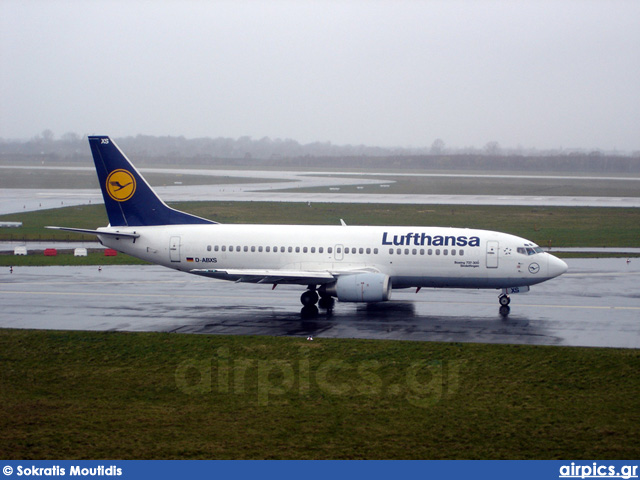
{"left": 1, "top": 0, "right": 639, "bottom": 151}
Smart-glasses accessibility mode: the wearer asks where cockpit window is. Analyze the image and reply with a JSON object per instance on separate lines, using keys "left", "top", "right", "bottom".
{"left": 518, "top": 245, "right": 544, "bottom": 256}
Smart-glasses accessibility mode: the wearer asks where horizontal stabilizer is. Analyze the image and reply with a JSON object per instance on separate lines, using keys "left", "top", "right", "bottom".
{"left": 46, "top": 226, "right": 140, "bottom": 239}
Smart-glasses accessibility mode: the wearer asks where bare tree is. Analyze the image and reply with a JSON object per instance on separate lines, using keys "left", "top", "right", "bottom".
{"left": 430, "top": 138, "right": 445, "bottom": 155}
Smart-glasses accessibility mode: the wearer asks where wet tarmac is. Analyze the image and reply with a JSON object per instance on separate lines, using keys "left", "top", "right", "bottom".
{"left": 3, "top": 187, "right": 640, "bottom": 216}
{"left": 2, "top": 166, "right": 640, "bottom": 215}
{"left": 1, "top": 258, "right": 638, "bottom": 348}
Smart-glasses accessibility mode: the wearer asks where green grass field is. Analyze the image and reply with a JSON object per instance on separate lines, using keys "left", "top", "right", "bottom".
{"left": 2, "top": 201, "right": 639, "bottom": 459}
{"left": 0, "top": 168, "right": 289, "bottom": 189}
{"left": 0, "top": 251, "right": 149, "bottom": 267}
{"left": 2, "top": 202, "right": 639, "bottom": 247}
{"left": 0, "top": 329, "right": 638, "bottom": 460}
{"left": 281, "top": 173, "right": 640, "bottom": 198}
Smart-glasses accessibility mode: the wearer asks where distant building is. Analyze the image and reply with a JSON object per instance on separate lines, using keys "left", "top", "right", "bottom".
{"left": 0, "top": 222, "right": 22, "bottom": 228}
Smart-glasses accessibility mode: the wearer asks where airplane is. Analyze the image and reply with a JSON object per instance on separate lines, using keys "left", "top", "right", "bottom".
{"left": 48, "top": 136, "right": 568, "bottom": 316}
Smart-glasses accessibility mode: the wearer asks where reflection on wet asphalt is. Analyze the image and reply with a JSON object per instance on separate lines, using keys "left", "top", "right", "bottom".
{"left": 1, "top": 258, "right": 639, "bottom": 348}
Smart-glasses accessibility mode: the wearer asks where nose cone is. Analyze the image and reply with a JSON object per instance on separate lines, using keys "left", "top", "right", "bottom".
{"left": 547, "top": 254, "right": 568, "bottom": 278}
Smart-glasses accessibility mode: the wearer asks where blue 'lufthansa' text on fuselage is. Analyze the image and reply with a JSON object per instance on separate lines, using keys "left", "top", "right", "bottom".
{"left": 381, "top": 232, "right": 481, "bottom": 247}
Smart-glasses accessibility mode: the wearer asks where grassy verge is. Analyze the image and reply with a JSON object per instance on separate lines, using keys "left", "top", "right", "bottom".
{"left": 278, "top": 173, "right": 640, "bottom": 198}
{"left": 0, "top": 168, "right": 291, "bottom": 189}
{"left": 2, "top": 202, "right": 639, "bottom": 248}
{"left": 553, "top": 252, "right": 640, "bottom": 259}
{"left": 0, "top": 329, "right": 638, "bottom": 459}
{"left": 0, "top": 251, "right": 150, "bottom": 267}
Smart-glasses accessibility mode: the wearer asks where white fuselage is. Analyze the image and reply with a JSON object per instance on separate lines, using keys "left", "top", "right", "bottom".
{"left": 97, "top": 224, "right": 567, "bottom": 290}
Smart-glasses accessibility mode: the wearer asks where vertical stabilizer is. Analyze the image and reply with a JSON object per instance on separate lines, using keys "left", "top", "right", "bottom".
{"left": 88, "top": 136, "right": 215, "bottom": 226}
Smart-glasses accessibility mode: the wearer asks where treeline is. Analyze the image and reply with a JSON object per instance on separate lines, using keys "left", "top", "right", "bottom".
{"left": 1, "top": 132, "right": 639, "bottom": 173}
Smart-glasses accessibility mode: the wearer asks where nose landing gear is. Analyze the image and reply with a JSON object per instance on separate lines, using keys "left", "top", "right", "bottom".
{"left": 499, "top": 293, "right": 511, "bottom": 317}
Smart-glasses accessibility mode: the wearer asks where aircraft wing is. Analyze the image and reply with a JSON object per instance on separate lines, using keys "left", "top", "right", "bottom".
{"left": 190, "top": 268, "right": 375, "bottom": 285}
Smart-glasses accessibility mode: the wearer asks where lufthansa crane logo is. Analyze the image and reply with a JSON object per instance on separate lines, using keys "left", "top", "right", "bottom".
{"left": 106, "top": 169, "right": 136, "bottom": 202}
{"left": 528, "top": 263, "right": 540, "bottom": 274}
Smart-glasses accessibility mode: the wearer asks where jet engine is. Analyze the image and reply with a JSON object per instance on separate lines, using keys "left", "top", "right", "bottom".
{"left": 323, "top": 273, "right": 392, "bottom": 302}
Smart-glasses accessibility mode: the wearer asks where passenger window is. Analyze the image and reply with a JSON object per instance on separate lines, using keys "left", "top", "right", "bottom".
{"left": 251, "top": 246, "right": 256, "bottom": 252}
{"left": 303, "top": 247, "right": 308, "bottom": 253}
{"left": 389, "top": 248, "right": 394, "bottom": 254}
{"left": 404, "top": 248, "right": 409, "bottom": 255}
{"left": 436, "top": 249, "right": 440, "bottom": 255}
{"left": 258, "top": 246, "right": 263, "bottom": 252}
{"left": 366, "top": 248, "right": 371, "bottom": 254}
{"left": 288, "top": 247, "right": 293, "bottom": 253}
{"left": 397, "top": 248, "right": 401, "bottom": 255}
{"left": 295, "top": 247, "right": 300, "bottom": 253}
{"left": 444, "top": 249, "right": 448, "bottom": 256}
{"left": 374, "top": 248, "right": 378, "bottom": 254}
{"left": 337, "top": 247, "right": 342, "bottom": 254}
{"left": 221, "top": 246, "right": 226, "bottom": 252}
{"left": 281, "top": 247, "right": 285, "bottom": 253}
{"left": 214, "top": 245, "right": 219, "bottom": 252}
{"left": 244, "top": 246, "right": 248, "bottom": 252}
{"left": 266, "top": 246, "right": 270, "bottom": 252}
{"left": 359, "top": 248, "right": 364, "bottom": 254}
{"left": 460, "top": 250, "right": 464, "bottom": 256}
{"left": 311, "top": 247, "right": 316, "bottom": 253}
{"left": 412, "top": 249, "right": 417, "bottom": 255}
{"left": 328, "top": 247, "right": 333, "bottom": 254}
{"left": 428, "top": 249, "right": 433, "bottom": 255}
{"left": 452, "top": 249, "right": 456, "bottom": 256}
{"left": 319, "top": 247, "right": 323, "bottom": 254}
{"left": 207, "top": 245, "right": 212, "bottom": 252}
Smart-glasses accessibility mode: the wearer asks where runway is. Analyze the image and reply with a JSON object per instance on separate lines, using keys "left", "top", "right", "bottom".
{"left": 2, "top": 166, "right": 640, "bottom": 215}
{"left": 1, "top": 258, "right": 638, "bottom": 348}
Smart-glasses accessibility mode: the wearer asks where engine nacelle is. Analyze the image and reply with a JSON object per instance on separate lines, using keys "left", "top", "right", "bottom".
{"left": 324, "top": 273, "right": 392, "bottom": 302}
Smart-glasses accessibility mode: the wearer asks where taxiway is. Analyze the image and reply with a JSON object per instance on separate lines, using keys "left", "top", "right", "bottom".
{"left": 1, "top": 258, "right": 638, "bottom": 348}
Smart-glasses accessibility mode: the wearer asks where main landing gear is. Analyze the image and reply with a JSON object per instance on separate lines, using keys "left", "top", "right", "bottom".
{"left": 300, "top": 289, "right": 319, "bottom": 307}
{"left": 498, "top": 293, "right": 511, "bottom": 317}
{"left": 300, "top": 286, "right": 335, "bottom": 317}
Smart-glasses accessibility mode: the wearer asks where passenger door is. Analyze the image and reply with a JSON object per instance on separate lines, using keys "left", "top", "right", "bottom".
{"left": 486, "top": 241, "right": 499, "bottom": 268}
{"left": 169, "top": 236, "right": 181, "bottom": 263}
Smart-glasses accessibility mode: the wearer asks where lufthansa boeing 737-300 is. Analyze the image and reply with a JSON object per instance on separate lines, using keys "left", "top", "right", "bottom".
{"left": 48, "top": 136, "right": 567, "bottom": 316}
